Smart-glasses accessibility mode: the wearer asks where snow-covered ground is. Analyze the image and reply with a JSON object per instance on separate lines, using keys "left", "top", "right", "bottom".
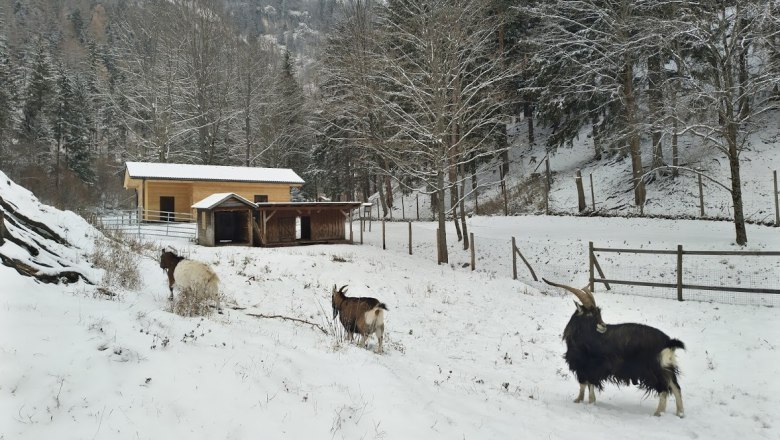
{"left": 383, "top": 116, "right": 780, "bottom": 225}
{"left": 2, "top": 175, "right": 779, "bottom": 439}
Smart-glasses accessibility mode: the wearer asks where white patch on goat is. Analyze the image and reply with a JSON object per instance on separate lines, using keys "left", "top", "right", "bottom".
{"left": 173, "top": 260, "right": 221, "bottom": 309}
{"left": 659, "top": 348, "right": 678, "bottom": 368}
{"left": 361, "top": 307, "right": 385, "bottom": 353}
{"left": 363, "top": 306, "right": 384, "bottom": 328}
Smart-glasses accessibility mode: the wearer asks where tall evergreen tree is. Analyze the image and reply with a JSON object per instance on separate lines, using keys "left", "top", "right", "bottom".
{"left": 20, "top": 38, "right": 54, "bottom": 165}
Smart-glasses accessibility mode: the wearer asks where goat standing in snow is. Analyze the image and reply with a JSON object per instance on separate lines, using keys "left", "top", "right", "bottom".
{"left": 160, "top": 249, "right": 221, "bottom": 314}
{"left": 543, "top": 278, "right": 685, "bottom": 417}
{"left": 331, "top": 285, "right": 387, "bottom": 353}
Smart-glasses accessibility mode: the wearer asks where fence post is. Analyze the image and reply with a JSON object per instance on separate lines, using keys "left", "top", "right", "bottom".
{"left": 402, "top": 195, "right": 405, "bottom": 220}
{"left": 590, "top": 173, "right": 596, "bottom": 211}
{"left": 376, "top": 201, "right": 379, "bottom": 220}
{"left": 677, "top": 244, "right": 684, "bottom": 301}
{"left": 575, "top": 169, "right": 586, "bottom": 212}
{"left": 416, "top": 194, "right": 420, "bottom": 221}
{"left": 470, "top": 233, "right": 475, "bottom": 271}
{"left": 512, "top": 236, "right": 518, "bottom": 280}
{"left": 774, "top": 170, "right": 779, "bottom": 227}
{"left": 382, "top": 219, "right": 386, "bottom": 250}
{"left": 360, "top": 216, "right": 364, "bottom": 244}
{"left": 349, "top": 210, "right": 353, "bottom": 243}
{"left": 408, "top": 222, "right": 412, "bottom": 255}
{"left": 589, "top": 241, "right": 595, "bottom": 292}
{"left": 698, "top": 173, "right": 705, "bottom": 217}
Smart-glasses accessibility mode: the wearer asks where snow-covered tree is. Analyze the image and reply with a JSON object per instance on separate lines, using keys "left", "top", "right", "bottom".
{"left": 670, "top": 1, "right": 780, "bottom": 245}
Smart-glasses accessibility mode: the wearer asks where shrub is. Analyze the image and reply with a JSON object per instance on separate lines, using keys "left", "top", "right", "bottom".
{"left": 91, "top": 234, "right": 141, "bottom": 291}
{"left": 172, "top": 282, "right": 220, "bottom": 317}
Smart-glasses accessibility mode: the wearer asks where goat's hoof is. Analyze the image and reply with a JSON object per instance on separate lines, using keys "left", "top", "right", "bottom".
{"left": 653, "top": 411, "right": 662, "bottom": 417}
{"left": 588, "top": 398, "right": 596, "bottom": 404}
{"left": 574, "top": 398, "right": 583, "bottom": 403}
{"left": 676, "top": 412, "right": 685, "bottom": 418}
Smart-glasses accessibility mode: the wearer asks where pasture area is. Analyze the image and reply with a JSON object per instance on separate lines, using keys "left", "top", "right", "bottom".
{"left": 1, "top": 214, "right": 779, "bottom": 439}
{"left": 359, "top": 215, "right": 780, "bottom": 306}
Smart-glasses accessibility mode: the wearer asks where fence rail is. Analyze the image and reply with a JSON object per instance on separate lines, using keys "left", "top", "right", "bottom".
{"left": 589, "top": 241, "right": 780, "bottom": 301}
{"left": 84, "top": 209, "right": 196, "bottom": 240}
{"left": 354, "top": 219, "right": 779, "bottom": 306}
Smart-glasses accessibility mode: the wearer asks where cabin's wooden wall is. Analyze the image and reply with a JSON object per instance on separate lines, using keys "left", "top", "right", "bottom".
{"left": 311, "top": 210, "right": 345, "bottom": 241}
{"left": 191, "top": 182, "right": 293, "bottom": 205}
{"left": 266, "top": 213, "right": 297, "bottom": 243}
{"left": 133, "top": 180, "right": 298, "bottom": 221}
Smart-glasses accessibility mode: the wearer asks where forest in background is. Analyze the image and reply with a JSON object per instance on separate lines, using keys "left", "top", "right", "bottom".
{"left": 0, "top": 0, "right": 778, "bottom": 257}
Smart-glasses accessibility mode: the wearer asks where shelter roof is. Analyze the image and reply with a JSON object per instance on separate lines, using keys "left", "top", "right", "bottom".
{"left": 126, "top": 161, "right": 304, "bottom": 185}
{"left": 192, "top": 193, "right": 256, "bottom": 210}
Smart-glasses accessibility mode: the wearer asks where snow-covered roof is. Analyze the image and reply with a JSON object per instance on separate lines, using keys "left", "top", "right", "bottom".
{"left": 125, "top": 162, "right": 305, "bottom": 185}
{"left": 192, "top": 193, "right": 255, "bottom": 210}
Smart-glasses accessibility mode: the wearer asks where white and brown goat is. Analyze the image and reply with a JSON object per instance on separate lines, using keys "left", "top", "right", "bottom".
{"left": 331, "top": 285, "right": 387, "bottom": 353}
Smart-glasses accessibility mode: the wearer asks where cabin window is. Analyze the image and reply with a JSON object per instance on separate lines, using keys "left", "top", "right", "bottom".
{"left": 254, "top": 195, "right": 268, "bottom": 203}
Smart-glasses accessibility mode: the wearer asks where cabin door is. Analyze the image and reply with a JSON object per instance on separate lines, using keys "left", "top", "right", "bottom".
{"left": 160, "top": 196, "right": 175, "bottom": 222}
{"left": 300, "top": 216, "right": 311, "bottom": 240}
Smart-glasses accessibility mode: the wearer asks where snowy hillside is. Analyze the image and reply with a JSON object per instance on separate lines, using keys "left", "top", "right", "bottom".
{"left": 385, "top": 115, "right": 780, "bottom": 228}
{"left": 0, "top": 170, "right": 101, "bottom": 284}
{"left": 2, "top": 174, "right": 779, "bottom": 439}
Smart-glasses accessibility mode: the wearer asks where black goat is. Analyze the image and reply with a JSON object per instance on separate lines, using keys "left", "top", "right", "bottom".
{"left": 543, "top": 278, "right": 685, "bottom": 417}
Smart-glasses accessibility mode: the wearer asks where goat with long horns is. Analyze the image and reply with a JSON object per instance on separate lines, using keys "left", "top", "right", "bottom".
{"left": 544, "top": 278, "right": 685, "bottom": 417}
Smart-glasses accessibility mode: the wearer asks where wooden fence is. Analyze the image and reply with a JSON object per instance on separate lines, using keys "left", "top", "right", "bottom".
{"left": 588, "top": 241, "right": 780, "bottom": 301}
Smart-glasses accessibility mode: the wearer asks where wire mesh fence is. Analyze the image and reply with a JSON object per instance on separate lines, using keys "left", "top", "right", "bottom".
{"left": 354, "top": 219, "right": 780, "bottom": 307}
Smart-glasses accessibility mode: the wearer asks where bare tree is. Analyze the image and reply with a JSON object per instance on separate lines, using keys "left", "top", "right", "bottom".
{"left": 671, "top": 1, "right": 780, "bottom": 245}
{"left": 374, "top": 0, "right": 513, "bottom": 263}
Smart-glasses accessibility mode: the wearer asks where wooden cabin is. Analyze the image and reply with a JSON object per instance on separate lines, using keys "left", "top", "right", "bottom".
{"left": 192, "top": 193, "right": 256, "bottom": 246}
{"left": 255, "top": 202, "right": 363, "bottom": 246}
{"left": 123, "top": 162, "right": 304, "bottom": 221}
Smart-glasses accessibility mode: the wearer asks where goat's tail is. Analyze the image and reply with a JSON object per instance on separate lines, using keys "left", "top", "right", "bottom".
{"left": 377, "top": 302, "right": 389, "bottom": 311}
{"left": 667, "top": 339, "right": 685, "bottom": 351}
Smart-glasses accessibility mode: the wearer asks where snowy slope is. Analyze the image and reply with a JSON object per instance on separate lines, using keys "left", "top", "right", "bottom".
{"left": 1, "top": 176, "right": 778, "bottom": 439}
{"left": 0, "top": 170, "right": 101, "bottom": 283}
{"left": 384, "top": 115, "right": 780, "bottom": 226}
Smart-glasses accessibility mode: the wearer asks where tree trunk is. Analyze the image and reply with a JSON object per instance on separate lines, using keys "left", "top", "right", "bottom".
{"left": 648, "top": 53, "right": 664, "bottom": 171}
{"left": 460, "top": 163, "right": 469, "bottom": 250}
{"left": 671, "top": 89, "right": 679, "bottom": 178}
{"left": 377, "top": 174, "right": 387, "bottom": 217}
{"left": 383, "top": 173, "right": 393, "bottom": 213}
{"left": 623, "top": 59, "right": 646, "bottom": 206}
{"left": 727, "top": 122, "right": 748, "bottom": 245}
{"left": 591, "top": 114, "right": 602, "bottom": 160}
{"left": 436, "top": 170, "right": 448, "bottom": 263}
{"left": 525, "top": 102, "right": 534, "bottom": 145}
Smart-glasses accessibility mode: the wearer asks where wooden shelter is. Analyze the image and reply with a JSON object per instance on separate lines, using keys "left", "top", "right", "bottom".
{"left": 193, "top": 193, "right": 256, "bottom": 246}
{"left": 255, "top": 202, "right": 362, "bottom": 247}
{"left": 123, "top": 162, "right": 304, "bottom": 221}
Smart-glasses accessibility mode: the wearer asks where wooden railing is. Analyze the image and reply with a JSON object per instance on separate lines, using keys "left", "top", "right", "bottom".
{"left": 588, "top": 241, "right": 780, "bottom": 301}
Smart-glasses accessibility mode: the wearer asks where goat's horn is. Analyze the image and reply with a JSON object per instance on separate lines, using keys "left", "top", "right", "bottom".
{"left": 339, "top": 285, "right": 348, "bottom": 293}
{"left": 542, "top": 278, "right": 596, "bottom": 308}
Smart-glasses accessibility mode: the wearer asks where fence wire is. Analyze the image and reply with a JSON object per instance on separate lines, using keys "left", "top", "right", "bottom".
{"left": 355, "top": 220, "right": 779, "bottom": 307}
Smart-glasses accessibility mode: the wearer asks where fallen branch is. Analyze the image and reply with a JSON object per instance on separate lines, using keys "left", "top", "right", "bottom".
{"left": 245, "top": 313, "right": 328, "bottom": 335}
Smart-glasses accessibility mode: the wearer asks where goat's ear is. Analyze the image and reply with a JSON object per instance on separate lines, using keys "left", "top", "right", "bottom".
{"left": 574, "top": 301, "right": 584, "bottom": 314}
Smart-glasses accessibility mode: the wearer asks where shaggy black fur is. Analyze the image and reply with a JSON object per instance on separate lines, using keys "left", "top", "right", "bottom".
{"left": 563, "top": 306, "right": 685, "bottom": 395}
